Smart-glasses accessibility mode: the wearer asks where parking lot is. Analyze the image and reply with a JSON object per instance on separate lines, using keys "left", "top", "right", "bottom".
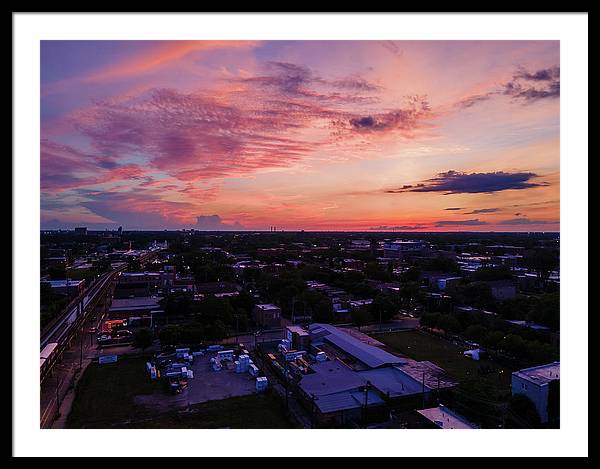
{"left": 135, "top": 352, "right": 258, "bottom": 412}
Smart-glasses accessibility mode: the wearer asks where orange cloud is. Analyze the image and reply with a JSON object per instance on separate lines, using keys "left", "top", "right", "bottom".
{"left": 84, "top": 40, "right": 260, "bottom": 83}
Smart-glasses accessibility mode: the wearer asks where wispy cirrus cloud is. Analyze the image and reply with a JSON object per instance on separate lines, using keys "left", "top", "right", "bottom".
{"left": 498, "top": 217, "right": 558, "bottom": 226}
{"left": 435, "top": 219, "right": 489, "bottom": 227}
{"left": 40, "top": 41, "right": 560, "bottom": 231}
{"left": 463, "top": 208, "right": 500, "bottom": 214}
{"left": 78, "top": 189, "right": 199, "bottom": 228}
{"left": 386, "top": 170, "right": 547, "bottom": 195}
{"left": 369, "top": 224, "right": 428, "bottom": 231}
{"left": 41, "top": 139, "right": 145, "bottom": 191}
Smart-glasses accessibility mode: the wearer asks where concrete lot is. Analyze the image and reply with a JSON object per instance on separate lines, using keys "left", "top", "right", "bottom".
{"left": 135, "top": 352, "right": 257, "bottom": 412}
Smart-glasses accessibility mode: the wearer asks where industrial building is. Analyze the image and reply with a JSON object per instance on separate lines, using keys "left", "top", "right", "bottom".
{"left": 43, "top": 279, "right": 85, "bottom": 297}
{"left": 512, "top": 362, "right": 560, "bottom": 424}
{"left": 383, "top": 240, "right": 428, "bottom": 259}
{"left": 417, "top": 405, "right": 479, "bottom": 429}
{"left": 292, "top": 324, "right": 456, "bottom": 426}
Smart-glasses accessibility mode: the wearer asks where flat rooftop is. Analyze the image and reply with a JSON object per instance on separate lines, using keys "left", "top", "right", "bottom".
{"left": 109, "top": 296, "right": 161, "bottom": 311}
{"left": 300, "top": 360, "right": 366, "bottom": 397}
{"left": 310, "top": 323, "right": 405, "bottom": 369}
{"left": 120, "top": 272, "right": 160, "bottom": 277}
{"left": 286, "top": 325, "right": 309, "bottom": 336}
{"left": 44, "top": 279, "right": 84, "bottom": 287}
{"left": 513, "top": 362, "right": 560, "bottom": 386}
{"left": 418, "top": 405, "right": 478, "bottom": 429}
{"left": 394, "top": 360, "right": 457, "bottom": 391}
{"left": 255, "top": 303, "right": 280, "bottom": 310}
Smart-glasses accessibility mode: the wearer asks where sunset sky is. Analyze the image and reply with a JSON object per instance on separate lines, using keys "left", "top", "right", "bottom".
{"left": 40, "top": 40, "right": 560, "bottom": 231}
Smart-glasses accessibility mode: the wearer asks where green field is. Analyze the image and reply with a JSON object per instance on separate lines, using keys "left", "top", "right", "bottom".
{"left": 67, "top": 355, "right": 294, "bottom": 429}
{"left": 67, "top": 355, "right": 162, "bottom": 428}
{"left": 374, "top": 330, "right": 513, "bottom": 400}
{"left": 125, "top": 393, "right": 295, "bottom": 429}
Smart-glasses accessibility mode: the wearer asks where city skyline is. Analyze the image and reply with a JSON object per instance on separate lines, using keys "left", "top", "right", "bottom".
{"left": 41, "top": 40, "right": 560, "bottom": 232}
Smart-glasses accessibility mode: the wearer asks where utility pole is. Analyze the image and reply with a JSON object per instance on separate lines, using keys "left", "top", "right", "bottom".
{"left": 56, "top": 374, "right": 61, "bottom": 418}
{"left": 362, "top": 381, "right": 371, "bottom": 427}
{"left": 421, "top": 371, "right": 426, "bottom": 409}
{"left": 284, "top": 359, "right": 289, "bottom": 411}
{"left": 79, "top": 326, "right": 83, "bottom": 370}
{"left": 291, "top": 297, "right": 295, "bottom": 324}
{"left": 311, "top": 393, "right": 316, "bottom": 429}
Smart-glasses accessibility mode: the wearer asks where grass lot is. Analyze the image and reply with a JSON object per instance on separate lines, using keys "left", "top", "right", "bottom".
{"left": 65, "top": 267, "right": 97, "bottom": 282}
{"left": 67, "top": 356, "right": 294, "bottom": 429}
{"left": 374, "top": 330, "right": 520, "bottom": 427}
{"left": 374, "top": 330, "right": 513, "bottom": 401}
{"left": 124, "top": 393, "right": 295, "bottom": 429}
{"left": 67, "top": 355, "right": 161, "bottom": 428}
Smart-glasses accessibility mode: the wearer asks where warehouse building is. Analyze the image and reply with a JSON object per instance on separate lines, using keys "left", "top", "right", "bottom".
{"left": 297, "top": 324, "right": 456, "bottom": 426}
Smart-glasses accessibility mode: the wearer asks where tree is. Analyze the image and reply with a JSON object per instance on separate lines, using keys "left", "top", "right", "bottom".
{"left": 509, "top": 394, "right": 541, "bottom": 428}
{"left": 421, "top": 257, "right": 460, "bottom": 274}
{"left": 464, "top": 324, "right": 486, "bottom": 343}
{"left": 482, "top": 330, "right": 504, "bottom": 349}
{"left": 420, "top": 312, "right": 441, "bottom": 329}
{"left": 528, "top": 292, "right": 560, "bottom": 330}
{"left": 502, "top": 334, "right": 527, "bottom": 358}
{"left": 472, "top": 266, "right": 513, "bottom": 282}
{"left": 399, "top": 282, "right": 421, "bottom": 309}
{"left": 455, "top": 282, "right": 496, "bottom": 311}
{"left": 524, "top": 248, "right": 559, "bottom": 288}
{"left": 351, "top": 308, "right": 372, "bottom": 331}
{"left": 133, "top": 327, "right": 154, "bottom": 351}
{"left": 47, "top": 264, "right": 67, "bottom": 280}
{"left": 365, "top": 262, "right": 392, "bottom": 281}
{"left": 159, "top": 324, "right": 182, "bottom": 346}
{"left": 371, "top": 293, "right": 400, "bottom": 322}
{"left": 299, "top": 289, "right": 334, "bottom": 323}
{"left": 401, "top": 266, "right": 421, "bottom": 282}
{"left": 547, "top": 379, "right": 560, "bottom": 427}
{"left": 437, "top": 314, "right": 461, "bottom": 333}
{"left": 159, "top": 292, "right": 195, "bottom": 317}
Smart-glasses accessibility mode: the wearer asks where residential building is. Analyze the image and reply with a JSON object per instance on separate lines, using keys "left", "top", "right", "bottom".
{"left": 253, "top": 304, "right": 282, "bottom": 328}
{"left": 484, "top": 280, "right": 518, "bottom": 300}
{"left": 286, "top": 325, "right": 311, "bottom": 351}
{"left": 436, "top": 276, "right": 462, "bottom": 291}
{"left": 346, "top": 239, "right": 372, "bottom": 251}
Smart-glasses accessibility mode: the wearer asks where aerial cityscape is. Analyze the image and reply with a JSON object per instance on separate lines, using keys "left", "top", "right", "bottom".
{"left": 39, "top": 40, "right": 560, "bottom": 430}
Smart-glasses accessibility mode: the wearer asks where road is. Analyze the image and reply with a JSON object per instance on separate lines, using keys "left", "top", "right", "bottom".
{"left": 40, "top": 313, "right": 101, "bottom": 428}
{"left": 40, "top": 267, "right": 124, "bottom": 428}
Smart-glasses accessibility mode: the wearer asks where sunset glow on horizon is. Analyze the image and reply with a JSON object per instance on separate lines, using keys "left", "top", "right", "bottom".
{"left": 41, "top": 40, "right": 560, "bottom": 232}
